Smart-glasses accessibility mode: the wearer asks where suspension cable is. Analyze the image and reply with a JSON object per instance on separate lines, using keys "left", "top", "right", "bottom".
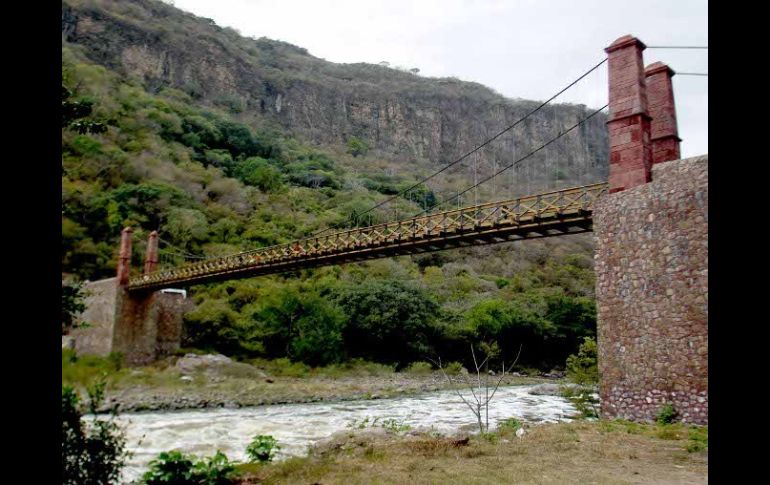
{"left": 647, "top": 45, "right": 707, "bottom": 49}
{"left": 158, "top": 237, "right": 207, "bottom": 259}
{"left": 310, "top": 57, "right": 609, "bottom": 236}
{"left": 409, "top": 103, "right": 609, "bottom": 219}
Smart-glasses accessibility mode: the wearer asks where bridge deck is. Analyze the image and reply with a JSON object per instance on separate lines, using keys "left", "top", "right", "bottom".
{"left": 129, "top": 183, "right": 608, "bottom": 291}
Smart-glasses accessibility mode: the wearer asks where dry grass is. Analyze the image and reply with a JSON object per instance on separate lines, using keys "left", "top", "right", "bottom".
{"left": 236, "top": 421, "right": 707, "bottom": 484}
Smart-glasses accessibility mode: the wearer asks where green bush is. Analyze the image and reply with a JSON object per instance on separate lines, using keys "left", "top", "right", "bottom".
{"left": 443, "top": 361, "right": 465, "bottom": 375}
{"left": 565, "top": 337, "right": 598, "bottom": 385}
{"left": 346, "top": 136, "right": 369, "bottom": 157}
{"left": 380, "top": 418, "right": 412, "bottom": 433}
{"left": 560, "top": 386, "right": 599, "bottom": 419}
{"left": 142, "top": 449, "right": 236, "bottom": 484}
{"left": 403, "top": 361, "right": 433, "bottom": 374}
{"left": 62, "top": 280, "right": 89, "bottom": 334}
{"left": 246, "top": 435, "right": 280, "bottom": 463}
{"left": 250, "top": 358, "right": 310, "bottom": 378}
{"left": 318, "top": 359, "right": 395, "bottom": 377}
{"left": 498, "top": 417, "right": 522, "bottom": 432}
{"left": 656, "top": 403, "right": 678, "bottom": 425}
{"left": 62, "top": 383, "right": 129, "bottom": 485}
{"left": 686, "top": 426, "right": 708, "bottom": 452}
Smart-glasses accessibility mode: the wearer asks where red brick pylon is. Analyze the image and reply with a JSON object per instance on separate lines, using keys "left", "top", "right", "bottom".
{"left": 645, "top": 62, "right": 681, "bottom": 165}
{"left": 605, "top": 35, "right": 652, "bottom": 193}
{"left": 144, "top": 230, "right": 159, "bottom": 275}
{"left": 117, "top": 227, "right": 133, "bottom": 287}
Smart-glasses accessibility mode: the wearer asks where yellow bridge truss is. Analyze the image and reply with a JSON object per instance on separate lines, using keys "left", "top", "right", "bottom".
{"left": 129, "top": 183, "right": 608, "bottom": 291}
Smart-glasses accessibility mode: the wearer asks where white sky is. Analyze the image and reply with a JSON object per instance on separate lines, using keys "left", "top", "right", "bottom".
{"left": 170, "top": 0, "right": 708, "bottom": 157}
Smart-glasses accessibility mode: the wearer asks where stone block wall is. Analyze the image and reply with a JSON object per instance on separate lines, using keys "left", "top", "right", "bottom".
{"left": 594, "top": 155, "right": 707, "bottom": 424}
{"left": 69, "top": 277, "right": 118, "bottom": 356}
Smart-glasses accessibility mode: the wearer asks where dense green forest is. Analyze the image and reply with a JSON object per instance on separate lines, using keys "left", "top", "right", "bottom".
{"left": 62, "top": 1, "right": 599, "bottom": 371}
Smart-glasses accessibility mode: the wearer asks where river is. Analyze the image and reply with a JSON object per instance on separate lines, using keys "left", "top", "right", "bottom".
{"left": 115, "top": 383, "right": 577, "bottom": 483}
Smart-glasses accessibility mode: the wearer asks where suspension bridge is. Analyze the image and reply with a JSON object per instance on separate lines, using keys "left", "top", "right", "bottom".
{"left": 123, "top": 36, "right": 704, "bottom": 293}
{"left": 72, "top": 35, "right": 708, "bottom": 426}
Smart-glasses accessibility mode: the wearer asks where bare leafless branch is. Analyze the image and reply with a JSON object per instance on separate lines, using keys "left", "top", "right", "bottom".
{"left": 487, "top": 344, "right": 524, "bottom": 404}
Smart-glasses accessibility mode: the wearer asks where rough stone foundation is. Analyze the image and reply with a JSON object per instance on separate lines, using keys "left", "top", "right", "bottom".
{"left": 66, "top": 278, "right": 193, "bottom": 365}
{"left": 69, "top": 277, "right": 118, "bottom": 356}
{"left": 594, "top": 155, "right": 707, "bottom": 424}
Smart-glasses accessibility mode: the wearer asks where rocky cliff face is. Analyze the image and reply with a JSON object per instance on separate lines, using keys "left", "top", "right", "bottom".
{"left": 62, "top": 0, "right": 608, "bottom": 190}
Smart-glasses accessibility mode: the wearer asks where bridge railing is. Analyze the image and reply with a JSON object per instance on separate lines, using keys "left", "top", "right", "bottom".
{"left": 129, "top": 183, "right": 607, "bottom": 290}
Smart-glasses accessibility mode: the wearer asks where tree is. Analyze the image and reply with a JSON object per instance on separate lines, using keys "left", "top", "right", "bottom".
{"left": 252, "top": 290, "right": 346, "bottom": 366}
{"left": 346, "top": 136, "right": 369, "bottom": 157}
{"left": 62, "top": 84, "right": 107, "bottom": 134}
{"left": 433, "top": 343, "right": 522, "bottom": 434}
{"left": 232, "top": 157, "right": 284, "bottom": 192}
{"left": 565, "top": 337, "right": 598, "bottom": 385}
{"left": 463, "top": 298, "right": 554, "bottom": 366}
{"left": 334, "top": 279, "right": 439, "bottom": 365}
{"left": 62, "top": 281, "right": 89, "bottom": 335}
{"left": 62, "top": 382, "right": 129, "bottom": 484}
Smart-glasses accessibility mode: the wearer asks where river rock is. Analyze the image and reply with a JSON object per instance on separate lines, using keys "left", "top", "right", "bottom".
{"left": 528, "top": 383, "right": 562, "bottom": 395}
{"left": 176, "top": 353, "right": 232, "bottom": 373}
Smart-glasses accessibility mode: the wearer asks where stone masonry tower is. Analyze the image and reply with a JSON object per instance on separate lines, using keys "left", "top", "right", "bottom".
{"left": 593, "top": 35, "right": 707, "bottom": 424}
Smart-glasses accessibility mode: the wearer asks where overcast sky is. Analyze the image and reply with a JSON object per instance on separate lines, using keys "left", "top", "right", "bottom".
{"left": 170, "top": 0, "right": 708, "bottom": 157}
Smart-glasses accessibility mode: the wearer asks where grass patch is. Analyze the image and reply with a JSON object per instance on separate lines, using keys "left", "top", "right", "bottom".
{"left": 687, "top": 426, "right": 708, "bottom": 452}
{"left": 315, "top": 359, "right": 396, "bottom": 377}
{"left": 402, "top": 361, "right": 433, "bottom": 375}
{"left": 62, "top": 349, "right": 123, "bottom": 388}
{"left": 248, "top": 358, "right": 311, "bottom": 377}
{"left": 247, "top": 357, "right": 396, "bottom": 378}
{"left": 598, "top": 419, "right": 708, "bottom": 453}
{"left": 240, "top": 421, "right": 706, "bottom": 484}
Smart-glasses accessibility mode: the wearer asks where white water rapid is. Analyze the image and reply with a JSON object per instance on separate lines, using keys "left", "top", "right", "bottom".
{"left": 115, "top": 384, "right": 576, "bottom": 483}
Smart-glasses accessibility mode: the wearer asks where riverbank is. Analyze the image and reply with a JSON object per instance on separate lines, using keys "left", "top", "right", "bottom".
{"left": 63, "top": 351, "right": 554, "bottom": 413}
{"left": 234, "top": 420, "right": 708, "bottom": 484}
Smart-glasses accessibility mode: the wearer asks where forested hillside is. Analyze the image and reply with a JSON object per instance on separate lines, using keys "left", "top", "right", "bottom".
{"left": 62, "top": 0, "right": 604, "bottom": 370}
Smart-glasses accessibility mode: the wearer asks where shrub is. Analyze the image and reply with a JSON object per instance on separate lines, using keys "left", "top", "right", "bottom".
{"left": 560, "top": 386, "right": 599, "bottom": 419}
{"left": 246, "top": 435, "right": 280, "bottom": 463}
{"left": 656, "top": 403, "right": 678, "bottom": 425}
{"left": 403, "top": 362, "right": 433, "bottom": 374}
{"left": 443, "top": 361, "right": 465, "bottom": 375}
{"left": 142, "top": 449, "right": 236, "bottom": 484}
{"left": 142, "top": 450, "right": 195, "bottom": 483}
{"left": 346, "top": 136, "right": 369, "bottom": 157}
{"left": 318, "top": 359, "right": 395, "bottom": 377}
{"left": 249, "top": 358, "right": 310, "bottom": 378}
{"left": 62, "top": 280, "right": 90, "bottom": 334}
{"left": 380, "top": 418, "right": 412, "bottom": 433}
{"left": 686, "top": 426, "right": 708, "bottom": 452}
{"left": 62, "top": 383, "right": 129, "bottom": 485}
{"left": 498, "top": 417, "right": 522, "bottom": 432}
{"left": 565, "top": 337, "right": 598, "bottom": 385}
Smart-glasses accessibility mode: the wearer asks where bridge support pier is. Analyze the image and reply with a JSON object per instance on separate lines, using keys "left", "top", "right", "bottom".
{"left": 594, "top": 155, "right": 708, "bottom": 424}
{"left": 596, "top": 35, "right": 706, "bottom": 424}
{"left": 112, "top": 228, "right": 192, "bottom": 366}
{"left": 66, "top": 228, "right": 192, "bottom": 366}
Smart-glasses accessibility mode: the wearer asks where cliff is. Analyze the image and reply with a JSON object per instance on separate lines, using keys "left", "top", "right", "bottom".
{"left": 62, "top": 0, "right": 608, "bottom": 191}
